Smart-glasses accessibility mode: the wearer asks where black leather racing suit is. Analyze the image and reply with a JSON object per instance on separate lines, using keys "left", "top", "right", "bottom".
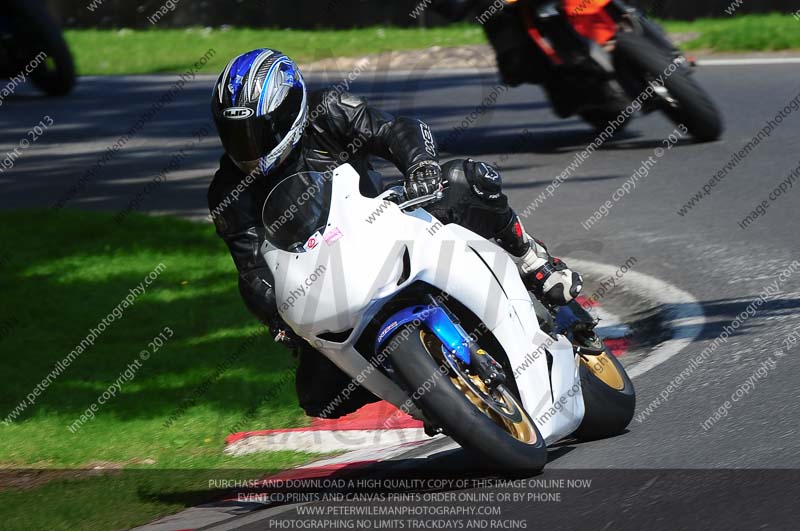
{"left": 432, "top": 0, "right": 553, "bottom": 86}
{"left": 208, "top": 88, "right": 525, "bottom": 418}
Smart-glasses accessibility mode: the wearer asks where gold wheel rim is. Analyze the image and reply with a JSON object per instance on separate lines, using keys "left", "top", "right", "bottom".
{"left": 580, "top": 351, "right": 625, "bottom": 390}
{"left": 420, "top": 330, "right": 538, "bottom": 445}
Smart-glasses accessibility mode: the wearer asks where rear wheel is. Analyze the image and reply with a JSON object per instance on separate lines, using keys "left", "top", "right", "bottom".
{"left": 572, "top": 345, "right": 635, "bottom": 441}
{"left": 614, "top": 32, "right": 723, "bottom": 142}
{"left": 386, "top": 324, "right": 547, "bottom": 474}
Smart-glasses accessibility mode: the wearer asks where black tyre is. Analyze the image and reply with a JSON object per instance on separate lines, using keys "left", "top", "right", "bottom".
{"left": 8, "top": 0, "right": 75, "bottom": 96}
{"left": 386, "top": 324, "right": 548, "bottom": 475}
{"left": 572, "top": 346, "right": 635, "bottom": 441}
{"left": 614, "top": 32, "right": 723, "bottom": 142}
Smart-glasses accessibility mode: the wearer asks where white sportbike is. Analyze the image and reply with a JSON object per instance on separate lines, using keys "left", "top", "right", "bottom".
{"left": 261, "top": 164, "right": 634, "bottom": 474}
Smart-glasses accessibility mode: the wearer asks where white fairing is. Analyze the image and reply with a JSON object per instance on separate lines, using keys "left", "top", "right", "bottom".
{"left": 262, "top": 164, "right": 585, "bottom": 444}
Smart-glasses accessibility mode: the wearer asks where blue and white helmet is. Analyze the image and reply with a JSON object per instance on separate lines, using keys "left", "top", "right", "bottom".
{"left": 212, "top": 49, "right": 307, "bottom": 175}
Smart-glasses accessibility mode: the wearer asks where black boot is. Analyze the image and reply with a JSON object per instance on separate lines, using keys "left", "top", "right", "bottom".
{"left": 557, "top": 300, "right": 603, "bottom": 354}
{"left": 495, "top": 213, "right": 584, "bottom": 306}
{"left": 295, "top": 344, "right": 380, "bottom": 419}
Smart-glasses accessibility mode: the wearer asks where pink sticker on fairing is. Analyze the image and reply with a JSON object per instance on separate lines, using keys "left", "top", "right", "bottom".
{"left": 324, "top": 227, "right": 343, "bottom": 244}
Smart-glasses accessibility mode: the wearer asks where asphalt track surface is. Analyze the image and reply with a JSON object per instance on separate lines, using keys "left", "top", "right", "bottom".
{"left": 3, "top": 62, "right": 800, "bottom": 527}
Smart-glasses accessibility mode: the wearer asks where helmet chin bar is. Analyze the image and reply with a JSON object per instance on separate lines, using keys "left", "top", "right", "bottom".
{"left": 229, "top": 139, "right": 301, "bottom": 177}
{"left": 231, "top": 156, "right": 261, "bottom": 175}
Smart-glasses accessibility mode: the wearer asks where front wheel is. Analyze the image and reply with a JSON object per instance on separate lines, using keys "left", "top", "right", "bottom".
{"left": 614, "top": 32, "right": 723, "bottom": 142}
{"left": 572, "top": 345, "right": 635, "bottom": 441}
{"left": 386, "top": 324, "right": 548, "bottom": 475}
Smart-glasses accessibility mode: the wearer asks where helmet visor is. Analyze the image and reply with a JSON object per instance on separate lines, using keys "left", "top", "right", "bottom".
{"left": 215, "top": 88, "right": 304, "bottom": 165}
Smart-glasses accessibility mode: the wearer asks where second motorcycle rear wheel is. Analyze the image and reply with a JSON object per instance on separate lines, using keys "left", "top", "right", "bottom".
{"left": 614, "top": 32, "right": 723, "bottom": 142}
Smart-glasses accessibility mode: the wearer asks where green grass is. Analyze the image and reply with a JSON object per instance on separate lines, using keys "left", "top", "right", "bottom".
{"left": 1, "top": 469, "right": 299, "bottom": 531}
{"left": 663, "top": 13, "right": 800, "bottom": 51}
{"left": 0, "top": 209, "right": 313, "bottom": 530}
{"left": 65, "top": 25, "right": 486, "bottom": 75}
{"left": 62, "top": 15, "right": 800, "bottom": 76}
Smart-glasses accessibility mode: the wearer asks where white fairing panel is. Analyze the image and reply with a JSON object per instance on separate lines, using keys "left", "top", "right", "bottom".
{"left": 407, "top": 223, "right": 583, "bottom": 443}
{"left": 262, "top": 164, "right": 584, "bottom": 444}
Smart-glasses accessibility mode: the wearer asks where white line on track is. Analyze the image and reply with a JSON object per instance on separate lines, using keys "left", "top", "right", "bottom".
{"left": 699, "top": 57, "right": 800, "bottom": 66}
{"left": 568, "top": 259, "right": 707, "bottom": 380}
{"left": 86, "top": 57, "right": 800, "bottom": 86}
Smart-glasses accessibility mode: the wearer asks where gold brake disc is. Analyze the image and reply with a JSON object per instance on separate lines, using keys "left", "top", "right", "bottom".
{"left": 420, "top": 330, "right": 538, "bottom": 445}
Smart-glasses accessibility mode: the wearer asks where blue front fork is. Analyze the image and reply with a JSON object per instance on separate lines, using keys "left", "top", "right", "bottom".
{"left": 374, "top": 296, "right": 472, "bottom": 364}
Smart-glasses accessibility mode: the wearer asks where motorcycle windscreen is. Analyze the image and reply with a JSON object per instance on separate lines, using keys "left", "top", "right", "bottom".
{"left": 262, "top": 171, "right": 333, "bottom": 253}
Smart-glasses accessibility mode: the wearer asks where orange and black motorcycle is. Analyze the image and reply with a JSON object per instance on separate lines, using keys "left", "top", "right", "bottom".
{"left": 449, "top": 0, "right": 723, "bottom": 141}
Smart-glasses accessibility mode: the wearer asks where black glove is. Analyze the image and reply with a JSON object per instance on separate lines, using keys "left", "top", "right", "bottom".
{"left": 405, "top": 160, "right": 443, "bottom": 199}
{"left": 530, "top": 257, "right": 584, "bottom": 307}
